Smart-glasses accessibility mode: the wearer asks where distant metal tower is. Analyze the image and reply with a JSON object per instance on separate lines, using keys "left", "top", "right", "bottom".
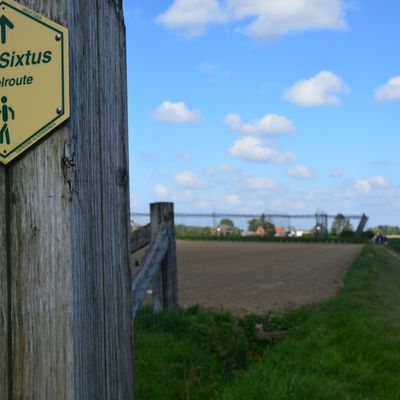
{"left": 354, "top": 214, "right": 369, "bottom": 241}
{"left": 314, "top": 212, "right": 328, "bottom": 238}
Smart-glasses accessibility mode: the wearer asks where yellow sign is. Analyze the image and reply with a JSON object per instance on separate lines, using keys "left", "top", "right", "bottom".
{"left": 0, "top": 0, "right": 69, "bottom": 164}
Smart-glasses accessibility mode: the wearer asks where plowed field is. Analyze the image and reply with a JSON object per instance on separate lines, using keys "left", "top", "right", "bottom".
{"left": 177, "top": 240, "right": 362, "bottom": 316}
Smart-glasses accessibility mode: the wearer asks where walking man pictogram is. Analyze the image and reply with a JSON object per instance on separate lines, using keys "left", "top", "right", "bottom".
{"left": 0, "top": 96, "right": 15, "bottom": 145}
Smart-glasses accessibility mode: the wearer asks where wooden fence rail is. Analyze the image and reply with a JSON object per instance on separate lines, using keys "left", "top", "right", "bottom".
{"left": 130, "top": 223, "right": 151, "bottom": 253}
{"left": 131, "top": 202, "right": 179, "bottom": 318}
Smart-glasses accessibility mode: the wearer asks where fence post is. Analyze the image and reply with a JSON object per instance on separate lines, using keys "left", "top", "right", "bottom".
{"left": 0, "top": 1, "right": 134, "bottom": 399}
{"left": 0, "top": 168, "right": 7, "bottom": 400}
{"left": 150, "top": 202, "right": 179, "bottom": 313}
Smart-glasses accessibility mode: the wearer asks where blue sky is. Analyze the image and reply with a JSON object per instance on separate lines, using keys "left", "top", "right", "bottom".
{"left": 123, "top": 0, "right": 400, "bottom": 226}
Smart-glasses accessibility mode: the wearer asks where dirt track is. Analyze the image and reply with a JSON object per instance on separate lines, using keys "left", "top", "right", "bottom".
{"left": 177, "top": 240, "right": 362, "bottom": 316}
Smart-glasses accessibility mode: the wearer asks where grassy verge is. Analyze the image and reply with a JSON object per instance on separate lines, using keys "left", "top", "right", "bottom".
{"left": 134, "top": 306, "right": 252, "bottom": 400}
{"left": 134, "top": 245, "right": 400, "bottom": 399}
{"left": 389, "top": 238, "right": 400, "bottom": 252}
{"left": 134, "top": 305, "right": 307, "bottom": 399}
{"left": 217, "top": 245, "right": 400, "bottom": 400}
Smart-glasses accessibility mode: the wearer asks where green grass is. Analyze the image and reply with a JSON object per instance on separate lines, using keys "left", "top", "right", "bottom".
{"left": 134, "top": 245, "right": 400, "bottom": 399}
{"left": 217, "top": 245, "right": 400, "bottom": 400}
{"left": 389, "top": 238, "right": 400, "bottom": 252}
{"left": 134, "top": 306, "right": 254, "bottom": 400}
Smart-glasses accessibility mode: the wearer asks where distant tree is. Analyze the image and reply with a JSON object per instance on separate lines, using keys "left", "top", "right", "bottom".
{"left": 331, "top": 214, "right": 353, "bottom": 236}
{"left": 248, "top": 214, "right": 275, "bottom": 236}
{"left": 264, "top": 222, "right": 275, "bottom": 237}
{"left": 175, "top": 224, "right": 213, "bottom": 237}
{"left": 373, "top": 225, "right": 400, "bottom": 235}
{"left": 248, "top": 218, "right": 260, "bottom": 232}
{"left": 219, "top": 218, "right": 235, "bottom": 228}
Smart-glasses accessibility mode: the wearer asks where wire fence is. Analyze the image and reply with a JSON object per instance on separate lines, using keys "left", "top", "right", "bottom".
{"left": 131, "top": 211, "right": 366, "bottom": 237}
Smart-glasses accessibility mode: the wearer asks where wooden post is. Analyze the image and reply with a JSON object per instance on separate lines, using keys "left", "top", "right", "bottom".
{"left": 150, "top": 203, "right": 179, "bottom": 313}
{"left": 0, "top": 168, "right": 8, "bottom": 400}
{"left": 0, "top": 1, "right": 134, "bottom": 399}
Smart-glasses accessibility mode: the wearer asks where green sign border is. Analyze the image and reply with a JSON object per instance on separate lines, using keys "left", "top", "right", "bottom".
{"left": 0, "top": 1, "right": 67, "bottom": 161}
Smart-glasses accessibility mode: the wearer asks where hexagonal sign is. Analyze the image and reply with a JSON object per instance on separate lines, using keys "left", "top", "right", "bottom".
{"left": 0, "top": 0, "right": 69, "bottom": 164}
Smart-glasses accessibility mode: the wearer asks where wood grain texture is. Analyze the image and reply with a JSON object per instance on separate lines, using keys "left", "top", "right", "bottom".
{"left": 69, "top": 0, "right": 133, "bottom": 398}
{"left": 131, "top": 228, "right": 169, "bottom": 318}
{"left": 151, "top": 203, "right": 164, "bottom": 313}
{"left": 0, "top": 167, "right": 8, "bottom": 400}
{"left": 162, "top": 205, "right": 179, "bottom": 311}
{"left": 9, "top": 128, "right": 74, "bottom": 400}
{"left": 130, "top": 224, "right": 151, "bottom": 253}
{"left": 3, "top": 0, "right": 133, "bottom": 399}
{"left": 150, "top": 203, "right": 179, "bottom": 313}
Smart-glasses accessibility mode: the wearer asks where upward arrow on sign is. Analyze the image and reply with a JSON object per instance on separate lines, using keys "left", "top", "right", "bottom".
{"left": 0, "top": 15, "right": 14, "bottom": 44}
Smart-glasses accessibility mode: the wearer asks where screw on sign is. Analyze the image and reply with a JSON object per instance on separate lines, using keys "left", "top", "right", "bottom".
{"left": 0, "top": 0, "right": 69, "bottom": 164}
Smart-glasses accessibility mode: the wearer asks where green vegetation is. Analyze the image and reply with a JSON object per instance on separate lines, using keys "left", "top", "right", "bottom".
{"left": 217, "top": 245, "right": 400, "bottom": 400}
{"left": 331, "top": 213, "right": 353, "bottom": 235}
{"left": 248, "top": 213, "right": 275, "bottom": 236}
{"left": 389, "top": 238, "right": 400, "bottom": 252}
{"left": 135, "top": 245, "right": 400, "bottom": 399}
{"left": 176, "top": 232, "right": 370, "bottom": 244}
{"left": 372, "top": 225, "right": 400, "bottom": 235}
{"left": 134, "top": 305, "right": 307, "bottom": 399}
{"left": 174, "top": 222, "right": 372, "bottom": 243}
{"left": 134, "top": 306, "right": 256, "bottom": 400}
{"left": 175, "top": 224, "right": 213, "bottom": 237}
{"left": 219, "top": 218, "right": 235, "bottom": 228}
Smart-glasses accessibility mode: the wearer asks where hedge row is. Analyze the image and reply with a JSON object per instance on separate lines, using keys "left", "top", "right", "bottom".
{"left": 175, "top": 234, "right": 368, "bottom": 244}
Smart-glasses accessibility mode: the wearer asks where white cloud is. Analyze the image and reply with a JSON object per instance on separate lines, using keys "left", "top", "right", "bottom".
{"left": 153, "top": 101, "right": 200, "bottom": 123}
{"left": 370, "top": 176, "right": 389, "bottom": 187}
{"left": 246, "top": 177, "right": 277, "bottom": 190}
{"left": 229, "top": 137, "right": 276, "bottom": 162}
{"left": 156, "top": 0, "right": 226, "bottom": 37}
{"left": 157, "top": 0, "right": 347, "bottom": 41}
{"left": 205, "top": 164, "right": 233, "bottom": 176}
{"left": 284, "top": 71, "right": 349, "bottom": 106}
{"left": 374, "top": 76, "right": 400, "bottom": 103}
{"left": 154, "top": 184, "right": 169, "bottom": 199}
{"left": 287, "top": 166, "right": 314, "bottom": 179}
{"left": 229, "top": 137, "right": 295, "bottom": 163}
{"left": 225, "top": 194, "right": 241, "bottom": 205}
{"left": 224, "top": 113, "right": 295, "bottom": 135}
{"left": 175, "top": 170, "right": 204, "bottom": 188}
{"left": 354, "top": 176, "right": 389, "bottom": 194}
{"left": 275, "top": 150, "right": 296, "bottom": 164}
{"left": 139, "top": 174, "right": 400, "bottom": 226}
{"left": 229, "top": 0, "right": 347, "bottom": 41}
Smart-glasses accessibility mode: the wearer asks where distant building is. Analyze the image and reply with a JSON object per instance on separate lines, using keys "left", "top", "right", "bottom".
{"left": 274, "top": 227, "right": 286, "bottom": 237}
{"left": 215, "top": 224, "right": 235, "bottom": 236}
{"left": 255, "top": 226, "right": 266, "bottom": 236}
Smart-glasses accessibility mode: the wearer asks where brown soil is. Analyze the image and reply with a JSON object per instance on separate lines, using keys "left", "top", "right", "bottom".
{"left": 177, "top": 240, "right": 362, "bottom": 316}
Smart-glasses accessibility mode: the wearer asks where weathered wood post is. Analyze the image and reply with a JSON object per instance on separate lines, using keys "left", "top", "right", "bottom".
{"left": 0, "top": 0, "right": 134, "bottom": 399}
{"left": 150, "top": 202, "right": 179, "bottom": 313}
